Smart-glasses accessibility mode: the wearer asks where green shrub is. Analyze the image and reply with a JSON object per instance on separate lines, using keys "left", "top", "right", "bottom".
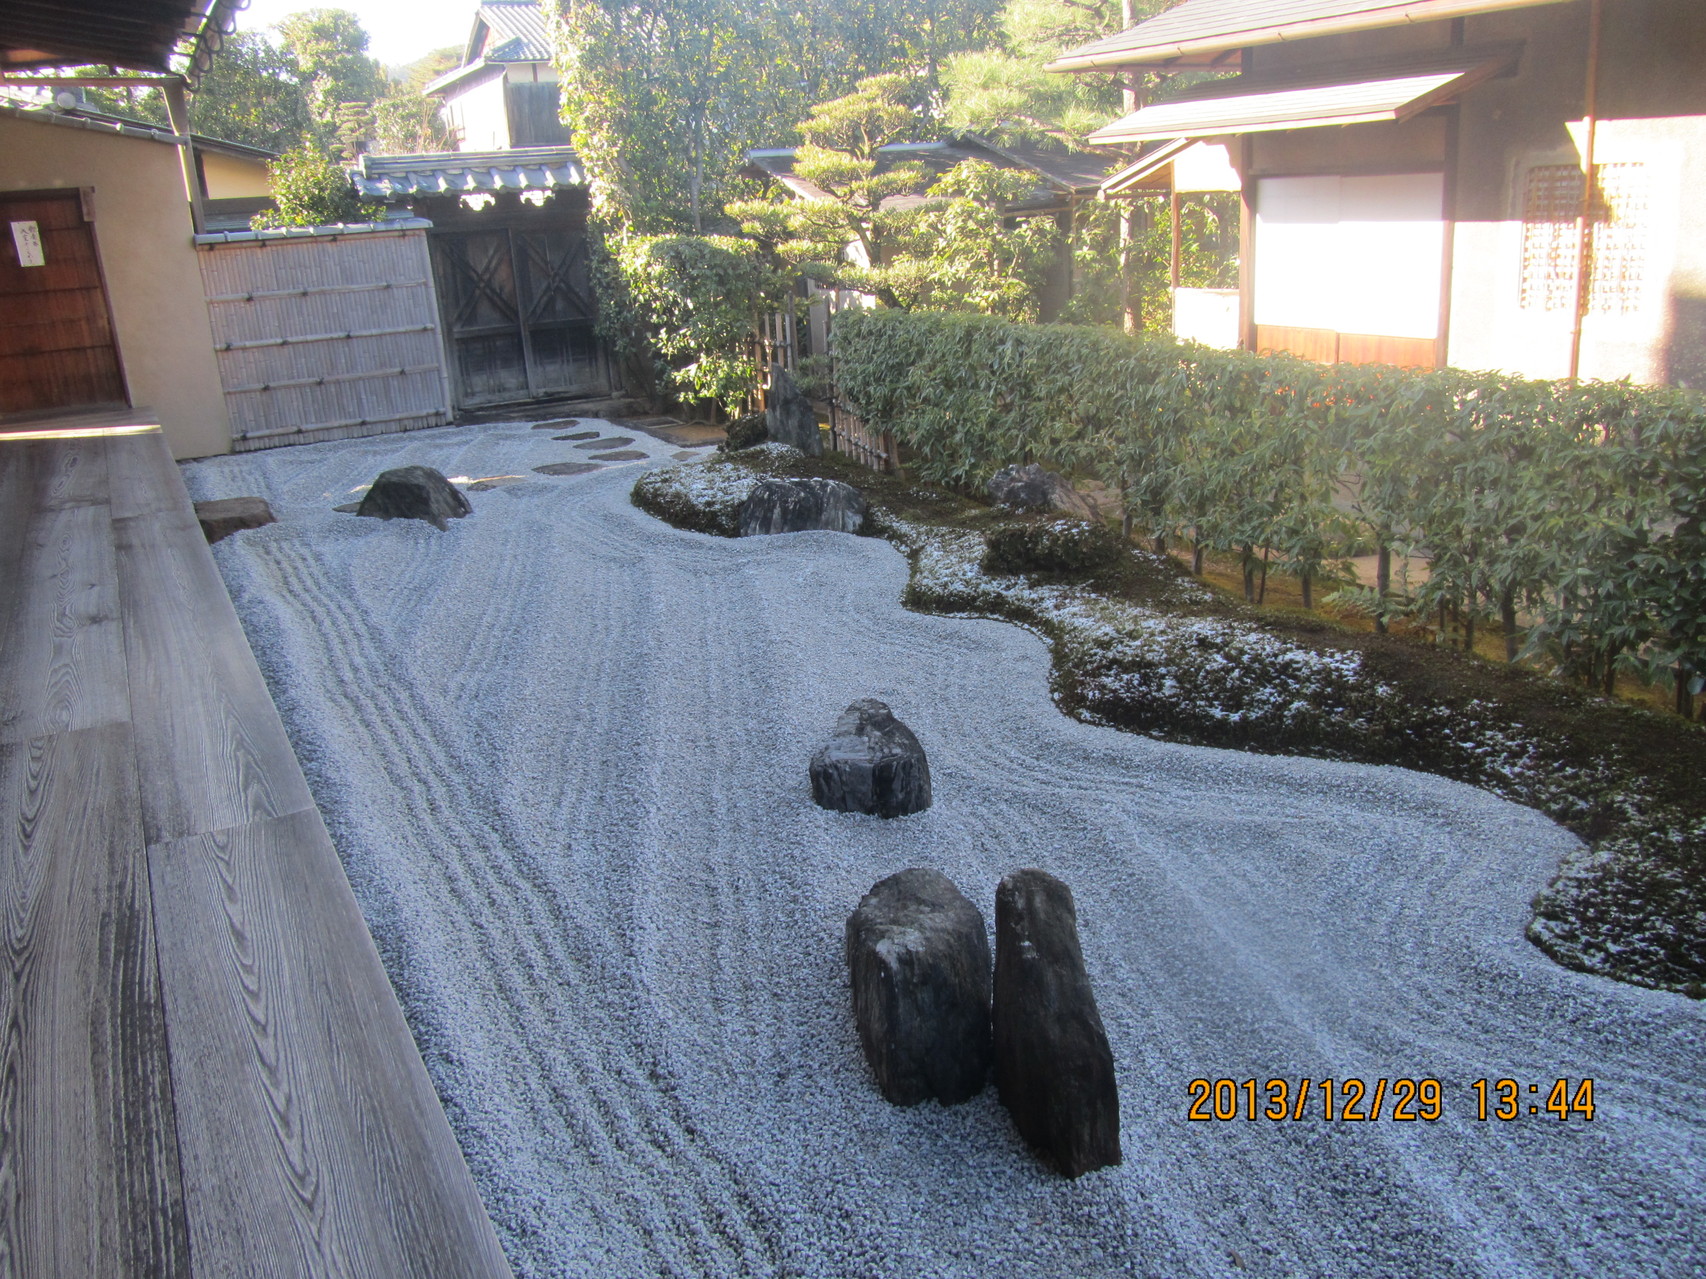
{"left": 831, "top": 307, "right": 1706, "bottom": 714}
{"left": 251, "top": 144, "right": 383, "bottom": 229}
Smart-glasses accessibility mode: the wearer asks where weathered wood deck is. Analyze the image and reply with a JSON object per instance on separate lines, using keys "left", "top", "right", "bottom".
{"left": 0, "top": 412, "right": 513, "bottom": 1278}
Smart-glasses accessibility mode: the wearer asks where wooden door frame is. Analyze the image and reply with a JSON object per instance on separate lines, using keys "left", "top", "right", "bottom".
{"left": 0, "top": 186, "right": 131, "bottom": 414}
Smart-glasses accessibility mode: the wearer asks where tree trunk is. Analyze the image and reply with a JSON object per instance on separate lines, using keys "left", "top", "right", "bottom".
{"left": 1241, "top": 545, "right": 1255, "bottom": 601}
{"left": 1192, "top": 541, "right": 1204, "bottom": 576}
{"left": 1603, "top": 647, "right": 1618, "bottom": 697}
{"left": 1375, "top": 544, "right": 1391, "bottom": 634}
{"left": 1153, "top": 534, "right": 1166, "bottom": 555}
{"left": 1302, "top": 571, "right": 1313, "bottom": 610}
{"left": 1463, "top": 612, "right": 1475, "bottom": 655}
{"left": 1501, "top": 587, "right": 1518, "bottom": 662}
{"left": 1676, "top": 665, "right": 1695, "bottom": 719}
{"left": 1257, "top": 547, "right": 1270, "bottom": 605}
{"left": 1438, "top": 600, "right": 1448, "bottom": 645}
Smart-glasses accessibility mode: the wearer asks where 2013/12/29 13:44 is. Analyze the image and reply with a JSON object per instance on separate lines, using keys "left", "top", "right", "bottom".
{"left": 1184, "top": 1078, "right": 1596, "bottom": 1121}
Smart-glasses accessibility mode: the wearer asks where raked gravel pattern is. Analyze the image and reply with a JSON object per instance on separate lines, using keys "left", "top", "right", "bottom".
{"left": 183, "top": 422, "right": 1705, "bottom": 1279}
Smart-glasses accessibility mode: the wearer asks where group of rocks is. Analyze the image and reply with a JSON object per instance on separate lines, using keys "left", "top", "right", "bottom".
{"left": 807, "top": 699, "right": 1118, "bottom": 1179}
{"left": 848, "top": 866, "right": 1121, "bottom": 1179}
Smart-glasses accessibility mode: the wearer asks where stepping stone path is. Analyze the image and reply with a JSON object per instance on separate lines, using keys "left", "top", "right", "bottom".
{"left": 591, "top": 450, "right": 648, "bottom": 462}
{"left": 534, "top": 462, "right": 603, "bottom": 476}
{"left": 531, "top": 418, "right": 582, "bottom": 429}
{"left": 846, "top": 869, "right": 993, "bottom": 1107}
{"left": 671, "top": 450, "right": 703, "bottom": 461}
{"left": 557, "top": 431, "right": 601, "bottom": 440}
{"left": 465, "top": 475, "right": 528, "bottom": 491}
{"left": 576, "top": 436, "right": 635, "bottom": 450}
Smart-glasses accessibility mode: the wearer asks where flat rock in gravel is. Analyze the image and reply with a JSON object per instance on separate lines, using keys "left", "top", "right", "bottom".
{"left": 993, "top": 869, "right": 1120, "bottom": 1178}
{"left": 465, "top": 475, "right": 528, "bottom": 491}
{"left": 194, "top": 496, "right": 275, "bottom": 543}
{"left": 591, "top": 449, "right": 648, "bottom": 461}
{"left": 765, "top": 366, "right": 822, "bottom": 455}
{"left": 846, "top": 869, "right": 991, "bottom": 1106}
{"left": 810, "top": 698, "right": 931, "bottom": 818}
{"left": 557, "top": 430, "right": 601, "bottom": 440}
{"left": 534, "top": 462, "right": 602, "bottom": 476}
{"left": 576, "top": 436, "right": 635, "bottom": 450}
{"left": 531, "top": 418, "right": 582, "bottom": 430}
{"left": 738, "top": 477, "right": 866, "bottom": 537}
{"left": 356, "top": 465, "right": 471, "bottom": 531}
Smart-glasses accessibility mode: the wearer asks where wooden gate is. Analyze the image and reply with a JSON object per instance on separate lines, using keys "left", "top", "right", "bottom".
{"left": 0, "top": 189, "right": 126, "bottom": 415}
{"left": 430, "top": 225, "right": 607, "bottom": 408}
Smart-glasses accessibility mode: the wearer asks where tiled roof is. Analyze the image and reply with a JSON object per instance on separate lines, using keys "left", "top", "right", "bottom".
{"left": 1047, "top": 0, "right": 1568, "bottom": 71}
{"left": 471, "top": 2, "right": 552, "bottom": 64}
{"left": 351, "top": 147, "right": 585, "bottom": 197}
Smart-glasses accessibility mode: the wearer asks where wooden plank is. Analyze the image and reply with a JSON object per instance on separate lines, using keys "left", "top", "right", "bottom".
{"left": 0, "top": 724, "right": 191, "bottom": 1279}
{"left": 103, "top": 426, "right": 189, "bottom": 521}
{"left": 150, "top": 809, "right": 514, "bottom": 1279}
{"left": 114, "top": 496, "right": 314, "bottom": 845}
{"left": 1338, "top": 331, "right": 1440, "bottom": 369}
{"left": 0, "top": 500, "right": 129, "bottom": 745}
{"left": 1254, "top": 322, "right": 1338, "bottom": 363}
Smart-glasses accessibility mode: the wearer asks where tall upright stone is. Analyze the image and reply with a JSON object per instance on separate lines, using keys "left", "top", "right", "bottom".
{"left": 845, "top": 869, "right": 992, "bottom": 1105}
{"left": 766, "top": 365, "right": 822, "bottom": 455}
{"left": 993, "top": 869, "right": 1121, "bottom": 1177}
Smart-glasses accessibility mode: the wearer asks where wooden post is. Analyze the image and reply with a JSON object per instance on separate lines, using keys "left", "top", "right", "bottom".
{"left": 1169, "top": 189, "right": 1182, "bottom": 289}
{"left": 1567, "top": 0, "right": 1603, "bottom": 382}
{"left": 161, "top": 78, "right": 206, "bottom": 236}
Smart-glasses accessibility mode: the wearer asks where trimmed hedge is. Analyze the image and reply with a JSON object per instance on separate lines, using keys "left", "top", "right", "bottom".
{"left": 833, "top": 308, "right": 1706, "bottom": 714}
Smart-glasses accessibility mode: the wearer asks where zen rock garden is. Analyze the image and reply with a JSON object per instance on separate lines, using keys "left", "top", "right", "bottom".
{"left": 820, "top": 701, "right": 1119, "bottom": 1178}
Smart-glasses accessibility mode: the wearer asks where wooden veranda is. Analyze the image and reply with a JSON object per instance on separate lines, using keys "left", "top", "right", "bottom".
{"left": 0, "top": 412, "right": 512, "bottom": 1277}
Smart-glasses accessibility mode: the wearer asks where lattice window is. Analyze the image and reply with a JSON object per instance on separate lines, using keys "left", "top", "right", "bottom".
{"left": 1519, "top": 162, "right": 1649, "bottom": 315}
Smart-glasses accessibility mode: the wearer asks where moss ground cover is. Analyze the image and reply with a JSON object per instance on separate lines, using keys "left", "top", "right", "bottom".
{"left": 635, "top": 449, "right": 1706, "bottom": 996}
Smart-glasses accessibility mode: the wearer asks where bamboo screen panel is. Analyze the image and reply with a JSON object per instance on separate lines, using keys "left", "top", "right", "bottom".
{"left": 1519, "top": 163, "right": 1649, "bottom": 316}
{"left": 198, "top": 228, "right": 452, "bottom": 451}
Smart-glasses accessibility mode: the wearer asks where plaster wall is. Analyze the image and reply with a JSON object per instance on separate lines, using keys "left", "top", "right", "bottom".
{"left": 444, "top": 74, "right": 512, "bottom": 151}
{"left": 0, "top": 115, "right": 231, "bottom": 457}
{"left": 199, "top": 150, "right": 271, "bottom": 200}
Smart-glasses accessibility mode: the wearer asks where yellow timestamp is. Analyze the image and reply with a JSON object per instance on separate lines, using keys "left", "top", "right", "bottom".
{"left": 1185, "top": 1078, "right": 1597, "bottom": 1121}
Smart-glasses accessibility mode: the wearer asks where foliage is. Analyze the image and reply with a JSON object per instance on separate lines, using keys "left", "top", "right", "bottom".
{"left": 832, "top": 307, "right": 1706, "bottom": 716}
{"left": 550, "top": 0, "right": 1003, "bottom": 233}
{"left": 250, "top": 144, "right": 383, "bottom": 228}
{"left": 276, "top": 8, "right": 385, "bottom": 142}
{"left": 727, "top": 77, "right": 1062, "bottom": 318}
{"left": 185, "top": 34, "right": 315, "bottom": 151}
{"left": 373, "top": 46, "right": 458, "bottom": 154}
{"left": 984, "top": 517, "right": 1123, "bottom": 575}
{"left": 332, "top": 99, "right": 375, "bottom": 161}
{"left": 597, "top": 232, "right": 785, "bottom": 413}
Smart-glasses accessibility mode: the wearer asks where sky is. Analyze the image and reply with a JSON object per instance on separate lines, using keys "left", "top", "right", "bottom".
{"left": 233, "top": 0, "right": 477, "bottom": 70}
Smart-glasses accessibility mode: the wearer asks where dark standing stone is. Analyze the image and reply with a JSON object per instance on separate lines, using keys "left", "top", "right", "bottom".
{"left": 988, "top": 463, "right": 1102, "bottom": 521}
{"left": 988, "top": 463, "right": 1054, "bottom": 511}
{"left": 846, "top": 869, "right": 992, "bottom": 1106}
{"left": 992, "top": 869, "right": 1120, "bottom": 1178}
{"left": 765, "top": 365, "right": 822, "bottom": 455}
{"left": 810, "top": 699, "right": 931, "bottom": 818}
{"left": 738, "top": 477, "right": 866, "bottom": 536}
{"left": 194, "top": 496, "right": 275, "bottom": 544}
{"left": 355, "top": 466, "right": 471, "bottom": 531}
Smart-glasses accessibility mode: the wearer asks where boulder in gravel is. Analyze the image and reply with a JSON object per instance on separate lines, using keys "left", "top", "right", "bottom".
{"left": 846, "top": 869, "right": 992, "bottom": 1106}
{"left": 810, "top": 699, "right": 931, "bottom": 818}
{"left": 355, "top": 465, "right": 471, "bottom": 531}
{"left": 988, "top": 463, "right": 1101, "bottom": 521}
{"left": 993, "top": 869, "right": 1120, "bottom": 1178}
{"left": 194, "top": 496, "right": 275, "bottom": 544}
{"left": 738, "top": 477, "right": 866, "bottom": 537}
{"left": 766, "top": 365, "right": 822, "bottom": 455}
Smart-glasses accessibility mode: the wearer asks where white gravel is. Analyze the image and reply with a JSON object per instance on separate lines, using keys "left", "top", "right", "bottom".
{"left": 183, "top": 422, "right": 1706, "bottom": 1279}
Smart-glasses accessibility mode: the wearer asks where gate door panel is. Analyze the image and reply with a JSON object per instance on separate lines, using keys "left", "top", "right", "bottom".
{"left": 431, "top": 225, "right": 607, "bottom": 408}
